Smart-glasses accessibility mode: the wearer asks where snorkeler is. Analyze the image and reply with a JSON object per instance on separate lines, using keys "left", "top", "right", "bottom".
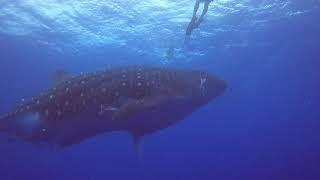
{"left": 184, "top": 0, "right": 213, "bottom": 45}
{"left": 165, "top": 45, "right": 175, "bottom": 60}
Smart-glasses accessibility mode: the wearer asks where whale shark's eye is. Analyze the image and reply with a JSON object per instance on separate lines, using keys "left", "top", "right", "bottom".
{"left": 200, "top": 77, "right": 207, "bottom": 96}
{"left": 200, "top": 77, "right": 207, "bottom": 88}
{"left": 199, "top": 72, "right": 208, "bottom": 96}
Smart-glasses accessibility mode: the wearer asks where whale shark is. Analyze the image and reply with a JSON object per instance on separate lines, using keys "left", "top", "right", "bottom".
{"left": 0, "top": 66, "right": 226, "bottom": 148}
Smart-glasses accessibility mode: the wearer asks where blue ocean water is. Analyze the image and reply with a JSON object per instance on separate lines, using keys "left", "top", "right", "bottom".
{"left": 0, "top": 0, "right": 319, "bottom": 179}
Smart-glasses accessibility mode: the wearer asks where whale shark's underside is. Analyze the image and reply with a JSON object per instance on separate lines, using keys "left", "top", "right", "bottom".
{"left": 0, "top": 66, "right": 226, "bottom": 148}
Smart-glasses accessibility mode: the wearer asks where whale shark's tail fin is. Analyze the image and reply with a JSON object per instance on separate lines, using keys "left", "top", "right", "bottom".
{"left": 0, "top": 113, "right": 14, "bottom": 133}
{"left": 0, "top": 111, "right": 42, "bottom": 137}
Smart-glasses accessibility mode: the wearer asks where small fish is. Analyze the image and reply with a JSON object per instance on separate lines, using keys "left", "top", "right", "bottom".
{"left": 0, "top": 66, "right": 226, "bottom": 148}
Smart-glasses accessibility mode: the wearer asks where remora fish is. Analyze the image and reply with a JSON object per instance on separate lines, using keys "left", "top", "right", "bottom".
{"left": 0, "top": 66, "right": 226, "bottom": 148}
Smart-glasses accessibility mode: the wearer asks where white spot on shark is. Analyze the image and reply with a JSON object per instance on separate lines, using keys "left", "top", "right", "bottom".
{"left": 45, "top": 109, "right": 49, "bottom": 116}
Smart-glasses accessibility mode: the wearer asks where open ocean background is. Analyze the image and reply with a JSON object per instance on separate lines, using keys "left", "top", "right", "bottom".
{"left": 0, "top": 0, "right": 319, "bottom": 179}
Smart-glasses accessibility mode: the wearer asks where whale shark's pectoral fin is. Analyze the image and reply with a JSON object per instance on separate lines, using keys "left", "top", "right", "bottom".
{"left": 111, "top": 96, "right": 170, "bottom": 121}
{"left": 132, "top": 134, "right": 143, "bottom": 160}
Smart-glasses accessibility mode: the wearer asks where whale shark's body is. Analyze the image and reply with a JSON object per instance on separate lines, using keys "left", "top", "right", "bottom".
{"left": 0, "top": 66, "right": 226, "bottom": 148}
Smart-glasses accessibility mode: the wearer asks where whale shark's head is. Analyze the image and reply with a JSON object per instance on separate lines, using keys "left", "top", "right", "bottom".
{"left": 198, "top": 71, "right": 227, "bottom": 99}
{"left": 177, "top": 70, "right": 227, "bottom": 104}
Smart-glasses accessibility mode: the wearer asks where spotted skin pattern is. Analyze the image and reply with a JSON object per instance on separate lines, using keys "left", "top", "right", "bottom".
{"left": 0, "top": 66, "right": 226, "bottom": 147}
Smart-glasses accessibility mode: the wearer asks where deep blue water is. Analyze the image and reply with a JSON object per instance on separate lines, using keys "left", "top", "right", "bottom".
{"left": 0, "top": 1, "right": 320, "bottom": 180}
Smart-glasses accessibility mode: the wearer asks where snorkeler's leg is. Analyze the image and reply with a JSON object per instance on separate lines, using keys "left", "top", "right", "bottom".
{"left": 184, "top": 0, "right": 201, "bottom": 46}
{"left": 202, "top": 0, "right": 210, "bottom": 16}
{"left": 186, "top": 0, "right": 200, "bottom": 36}
{"left": 192, "top": 0, "right": 201, "bottom": 17}
{"left": 194, "top": 0, "right": 210, "bottom": 28}
{"left": 184, "top": 33, "right": 191, "bottom": 46}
